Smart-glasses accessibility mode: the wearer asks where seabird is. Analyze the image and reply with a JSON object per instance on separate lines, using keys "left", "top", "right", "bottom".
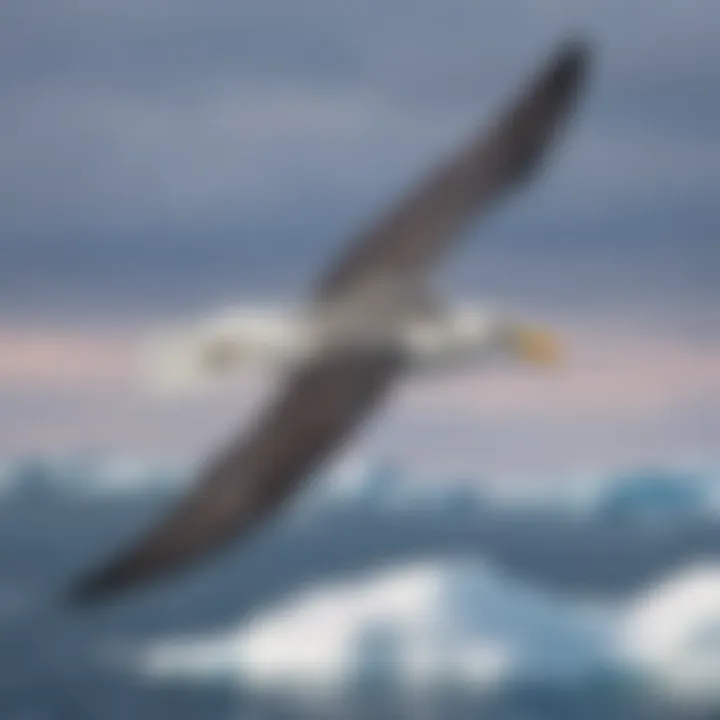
{"left": 69, "top": 39, "right": 592, "bottom": 604}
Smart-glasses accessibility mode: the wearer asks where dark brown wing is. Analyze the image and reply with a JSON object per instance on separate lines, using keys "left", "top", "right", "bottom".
{"left": 67, "top": 39, "right": 590, "bottom": 606}
{"left": 69, "top": 349, "right": 402, "bottom": 604}
{"left": 316, "top": 41, "right": 590, "bottom": 300}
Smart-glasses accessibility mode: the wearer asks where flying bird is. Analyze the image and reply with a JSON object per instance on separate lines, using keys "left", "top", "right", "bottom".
{"left": 69, "top": 39, "right": 592, "bottom": 604}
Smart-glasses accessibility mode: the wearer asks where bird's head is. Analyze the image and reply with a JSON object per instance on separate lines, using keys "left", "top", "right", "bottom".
{"left": 414, "top": 304, "right": 563, "bottom": 373}
{"left": 500, "top": 319, "right": 563, "bottom": 368}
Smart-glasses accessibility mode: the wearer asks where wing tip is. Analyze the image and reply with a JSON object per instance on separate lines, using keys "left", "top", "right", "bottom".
{"left": 63, "top": 573, "right": 115, "bottom": 610}
{"left": 558, "top": 36, "right": 593, "bottom": 62}
{"left": 63, "top": 557, "right": 139, "bottom": 609}
{"left": 546, "top": 35, "right": 593, "bottom": 100}
{"left": 497, "top": 35, "right": 593, "bottom": 188}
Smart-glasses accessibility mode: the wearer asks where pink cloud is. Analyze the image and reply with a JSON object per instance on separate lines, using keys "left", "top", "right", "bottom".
{"left": 0, "top": 322, "right": 718, "bottom": 472}
{"left": 0, "top": 328, "right": 135, "bottom": 389}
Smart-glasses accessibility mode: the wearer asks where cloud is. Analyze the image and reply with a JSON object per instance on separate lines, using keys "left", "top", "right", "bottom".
{"left": 0, "top": 0, "right": 716, "bottom": 243}
{"left": 0, "top": 0, "right": 717, "bottom": 469}
{"left": 0, "top": 320, "right": 718, "bottom": 472}
{"left": 0, "top": 328, "right": 133, "bottom": 389}
{"left": 3, "top": 322, "right": 719, "bottom": 417}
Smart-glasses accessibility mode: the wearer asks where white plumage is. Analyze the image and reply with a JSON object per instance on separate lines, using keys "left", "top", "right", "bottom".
{"left": 141, "top": 301, "right": 560, "bottom": 393}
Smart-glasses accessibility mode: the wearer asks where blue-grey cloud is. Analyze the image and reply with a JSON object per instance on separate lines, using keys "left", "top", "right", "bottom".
{"left": 0, "top": 0, "right": 717, "bottom": 328}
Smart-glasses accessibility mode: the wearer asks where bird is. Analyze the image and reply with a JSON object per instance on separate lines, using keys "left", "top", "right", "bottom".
{"left": 68, "top": 38, "right": 592, "bottom": 605}
{"left": 139, "top": 295, "right": 563, "bottom": 395}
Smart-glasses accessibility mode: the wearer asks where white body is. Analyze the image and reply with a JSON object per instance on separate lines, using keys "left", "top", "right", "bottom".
{"left": 141, "top": 302, "right": 557, "bottom": 393}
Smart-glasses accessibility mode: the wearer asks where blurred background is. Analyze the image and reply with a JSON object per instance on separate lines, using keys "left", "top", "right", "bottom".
{"left": 0, "top": 1, "right": 718, "bottom": 718}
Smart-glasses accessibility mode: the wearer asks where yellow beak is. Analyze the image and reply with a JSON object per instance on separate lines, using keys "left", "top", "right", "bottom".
{"left": 509, "top": 324, "right": 563, "bottom": 367}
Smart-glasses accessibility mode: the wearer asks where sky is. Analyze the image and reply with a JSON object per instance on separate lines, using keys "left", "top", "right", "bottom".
{"left": 0, "top": 0, "right": 718, "bottom": 475}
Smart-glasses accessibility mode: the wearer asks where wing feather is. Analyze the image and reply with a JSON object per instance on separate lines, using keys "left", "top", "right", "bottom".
{"left": 316, "top": 41, "right": 590, "bottom": 300}
{"left": 70, "top": 350, "right": 402, "bottom": 603}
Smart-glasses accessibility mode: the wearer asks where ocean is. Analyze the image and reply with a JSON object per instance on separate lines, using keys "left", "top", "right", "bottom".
{"left": 1, "top": 459, "right": 719, "bottom": 719}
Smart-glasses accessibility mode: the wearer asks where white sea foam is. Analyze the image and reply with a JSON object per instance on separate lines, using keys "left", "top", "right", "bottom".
{"left": 140, "top": 559, "right": 610, "bottom": 696}
{"left": 619, "top": 562, "right": 720, "bottom": 701}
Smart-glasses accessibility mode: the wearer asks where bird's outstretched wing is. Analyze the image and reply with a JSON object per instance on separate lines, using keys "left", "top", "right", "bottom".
{"left": 70, "top": 349, "right": 402, "bottom": 603}
{"left": 68, "top": 39, "right": 591, "bottom": 605}
{"left": 316, "top": 40, "right": 590, "bottom": 300}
